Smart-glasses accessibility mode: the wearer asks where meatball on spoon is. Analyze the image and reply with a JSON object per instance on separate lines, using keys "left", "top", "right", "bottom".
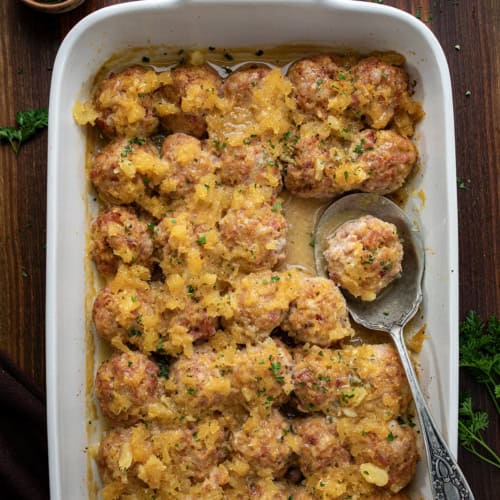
{"left": 314, "top": 193, "right": 474, "bottom": 500}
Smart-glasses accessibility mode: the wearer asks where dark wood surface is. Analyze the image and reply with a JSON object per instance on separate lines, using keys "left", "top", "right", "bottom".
{"left": 0, "top": 0, "right": 498, "bottom": 498}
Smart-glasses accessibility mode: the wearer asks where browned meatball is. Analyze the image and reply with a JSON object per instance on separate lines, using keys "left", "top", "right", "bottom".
{"left": 93, "top": 65, "right": 161, "bottom": 137}
{"left": 218, "top": 138, "right": 283, "bottom": 194}
{"left": 351, "top": 57, "right": 409, "bottom": 129}
{"left": 164, "top": 300, "right": 219, "bottom": 344}
{"left": 154, "top": 420, "right": 230, "bottom": 482}
{"left": 89, "top": 137, "right": 157, "bottom": 205}
{"left": 223, "top": 64, "right": 272, "bottom": 105}
{"left": 294, "top": 416, "right": 352, "bottom": 475}
{"left": 154, "top": 210, "right": 222, "bottom": 277}
{"left": 223, "top": 271, "right": 301, "bottom": 343}
{"left": 324, "top": 215, "right": 404, "bottom": 301}
{"left": 232, "top": 338, "right": 294, "bottom": 408}
{"left": 284, "top": 132, "right": 366, "bottom": 199}
{"left": 231, "top": 409, "right": 296, "bottom": 477}
{"left": 90, "top": 206, "right": 154, "bottom": 276}
{"left": 169, "top": 344, "right": 236, "bottom": 414}
{"left": 97, "top": 426, "right": 149, "bottom": 485}
{"left": 288, "top": 55, "right": 352, "bottom": 119}
{"left": 97, "top": 419, "right": 228, "bottom": 490}
{"left": 92, "top": 285, "right": 158, "bottom": 347}
{"left": 303, "top": 463, "right": 409, "bottom": 499}
{"left": 157, "top": 64, "right": 222, "bottom": 138}
{"left": 159, "top": 133, "right": 217, "bottom": 199}
{"left": 292, "top": 344, "right": 411, "bottom": 419}
{"left": 219, "top": 201, "right": 287, "bottom": 272}
{"left": 351, "top": 129, "right": 417, "bottom": 194}
{"left": 95, "top": 350, "right": 164, "bottom": 425}
{"left": 284, "top": 134, "right": 340, "bottom": 198}
{"left": 338, "top": 418, "right": 418, "bottom": 493}
{"left": 282, "top": 277, "right": 354, "bottom": 346}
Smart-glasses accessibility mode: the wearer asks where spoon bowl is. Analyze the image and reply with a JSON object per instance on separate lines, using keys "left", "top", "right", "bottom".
{"left": 314, "top": 193, "right": 424, "bottom": 330}
{"left": 314, "top": 193, "right": 474, "bottom": 500}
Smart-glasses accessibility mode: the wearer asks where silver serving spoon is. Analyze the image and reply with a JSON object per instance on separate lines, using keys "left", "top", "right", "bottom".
{"left": 314, "top": 193, "right": 474, "bottom": 500}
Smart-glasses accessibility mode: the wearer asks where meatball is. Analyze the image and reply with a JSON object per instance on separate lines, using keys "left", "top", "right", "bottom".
{"left": 154, "top": 210, "right": 222, "bottom": 277}
{"left": 284, "top": 134, "right": 341, "bottom": 199}
{"left": 282, "top": 277, "right": 354, "bottom": 346}
{"left": 93, "top": 65, "right": 162, "bottom": 137}
{"left": 98, "top": 420, "right": 228, "bottom": 490}
{"left": 337, "top": 418, "right": 418, "bottom": 493}
{"left": 169, "top": 344, "right": 236, "bottom": 414}
{"left": 155, "top": 419, "right": 229, "bottom": 482}
{"left": 303, "top": 463, "right": 409, "bottom": 499}
{"left": 351, "top": 57, "right": 409, "bottom": 129}
{"left": 218, "top": 138, "right": 283, "bottom": 194}
{"left": 284, "top": 132, "right": 367, "bottom": 199}
{"left": 232, "top": 338, "right": 294, "bottom": 408}
{"left": 231, "top": 409, "right": 296, "bottom": 477}
{"left": 157, "top": 64, "right": 222, "bottom": 138}
{"left": 351, "top": 129, "right": 417, "bottom": 194}
{"left": 294, "top": 416, "right": 351, "bottom": 475}
{"left": 89, "top": 137, "right": 157, "bottom": 205}
{"left": 340, "top": 344, "right": 412, "bottom": 420}
{"left": 324, "top": 215, "right": 404, "bottom": 301}
{"left": 223, "top": 64, "right": 272, "bottom": 105}
{"left": 97, "top": 425, "right": 151, "bottom": 485}
{"left": 90, "top": 206, "right": 154, "bottom": 276}
{"left": 292, "top": 344, "right": 411, "bottom": 420}
{"left": 92, "top": 283, "right": 160, "bottom": 349}
{"left": 165, "top": 301, "right": 219, "bottom": 344}
{"left": 159, "top": 133, "right": 217, "bottom": 199}
{"left": 95, "top": 350, "right": 163, "bottom": 425}
{"left": 223, "top": 271, "right": 301, "bottom": 343}
{"left": 288, "top": 55, "right": 352, "bottom": 119}
{"left": 219, "top": 201, "right": 287, "bottom": 272}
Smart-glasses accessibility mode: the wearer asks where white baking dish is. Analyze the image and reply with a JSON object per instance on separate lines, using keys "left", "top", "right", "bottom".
{"left": 46, "top": 0, "right": 457, "bottom": 498}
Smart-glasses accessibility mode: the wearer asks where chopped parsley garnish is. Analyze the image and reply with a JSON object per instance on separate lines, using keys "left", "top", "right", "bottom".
{"left": 128, "top": 326, "right": 142, "bottom": 337}
{"left": 157, "top": 361, "right": 169, "bottom": 379}
{"left": 353, "top": 138, "right": 366, "bottom": 155}
{"left": 196, "top": 235, "right": 207, "bottom": 245}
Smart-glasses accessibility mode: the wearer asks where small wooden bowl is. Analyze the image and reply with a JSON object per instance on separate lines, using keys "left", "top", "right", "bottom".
{"left": 20, "top": 0, "right": 86, "bottom": 13}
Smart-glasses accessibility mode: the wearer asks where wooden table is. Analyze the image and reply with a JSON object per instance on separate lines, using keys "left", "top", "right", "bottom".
{"left": 0, "top": 0, "right": 498, "bottom": 498}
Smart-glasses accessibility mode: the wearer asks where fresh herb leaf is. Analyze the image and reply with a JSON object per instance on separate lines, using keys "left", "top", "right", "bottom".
{"left": 0, "top": 108, "right": 48, "bottom": 154}
{"left": 458, "top": 396, "right": 500, "bottom": 468}
{"left": 157, "top": 359, "right": 169, "bottom": 379}
{"left": 459, "top": 311, "right": 500, "bottom": 413}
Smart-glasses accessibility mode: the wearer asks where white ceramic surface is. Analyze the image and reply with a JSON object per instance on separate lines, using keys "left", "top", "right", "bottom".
{"left": 46, "top": 1, "right": 457, "bottom": 498}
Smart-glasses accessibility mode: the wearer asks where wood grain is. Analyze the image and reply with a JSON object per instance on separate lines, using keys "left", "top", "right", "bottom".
{"left": 0, "top": 0, "right": 498, "bottom": 498}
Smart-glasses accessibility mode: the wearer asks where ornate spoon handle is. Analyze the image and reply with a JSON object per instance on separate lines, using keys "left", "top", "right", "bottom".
{"left": 390, "top": 325, "right": 475, "bottom": 499}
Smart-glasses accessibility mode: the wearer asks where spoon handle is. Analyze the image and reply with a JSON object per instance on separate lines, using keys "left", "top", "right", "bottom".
{"left": 390, "top": 325, "right": 475, "bottom": 499}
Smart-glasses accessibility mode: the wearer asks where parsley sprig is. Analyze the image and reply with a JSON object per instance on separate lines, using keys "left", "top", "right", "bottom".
{"left": 0, "top": 108, "right": 48, "bottom": 154}
{"left": 459, "top": 311, "right": 499, "bottom": 413}
{"left": 458, "top": 396, "right": 500, "bottom": 468}
{"left": 458, "top": 311, "right": 500, "bottom": 467}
